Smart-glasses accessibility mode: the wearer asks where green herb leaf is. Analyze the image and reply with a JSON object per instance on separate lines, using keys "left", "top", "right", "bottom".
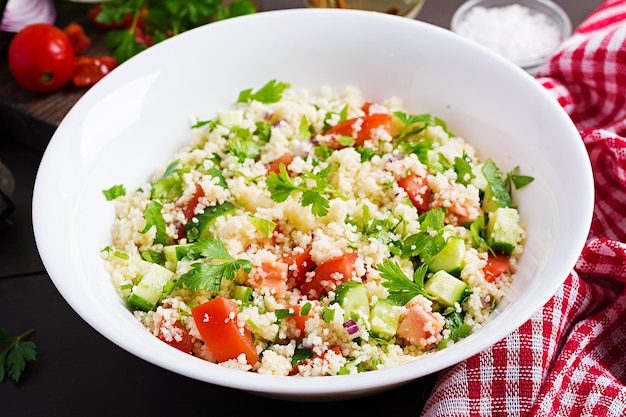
{"left": 0, "top": 326, "right": 36, "bottom": 383}
{"left": 506, "top": 166, "right": 535, "bottom": 190}
{"left": 482, "top": 159, "right": 513, "bottom": 208}
{"left": 219, "top": 0, "right": 257, "bottom": 19}
{"left": 379, "top": 262, "right": 431, "bottom": 306}
{"left": 454, "top": 154, "right": 475, "bottom": 185}
{"left": 298, "top": 116, "right": 311, "bottom": 141}
{"left": 249, "top": 215, "right": 277, "bottom": 238}
{"left": 237, "top": 80, "right": 290, "bottom": 104}
{"left": 151, "top": 161, "right": 186, "bottom": 202}
{"left": 177, "top": 239, "right": 252, "bottom": 292}
{"left": 104, "top": 28, "right": 147, "bottom": 64}
{"left": 102, "top": 184, "right": 126, "bottom": 201}
{"left": 266, "top": 163, "right": 344, "bottom": 217}
{"left": 321, "top": 307, "right": 335, "bottom": 323}
{"left": 291, "top": 348, "right": 314, "bottom": 366}
{"left": 140, "top": 201, "right": 168, "bottom": 245}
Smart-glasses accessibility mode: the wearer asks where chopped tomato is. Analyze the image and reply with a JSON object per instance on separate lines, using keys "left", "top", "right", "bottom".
{"left": 178, "top": 183, "right": 205, "bottom": 222}
{"left": 266, "top": 152, "right": 295, "bottom": 176}
{"left": 63, "top": 22, "right": 91, "bottom": 54}
{"left": 282, "top": 246, "right": 314, "bottom": 287}
{"left": 71, "top": 56, "right": 116, "bottom": 87}
{"left": 483, "top": 253, "right": 511, "bottom": 282}
{"left": 289, "top": 346, "right": 341, "bottom": 376}
{"left": 397, "top": 303, "right": 442, "bottom": 349}
{"left": 254, "top": 261, "right": 289, "bottom": 294}
{"left": 362, "top": 101, "right": 373, "bottom": 115}
{"left": 324, "top": 113, "right": 393, "bottom": 149}
{"left": 157, "top": 320, "right": 193, "bottom": 354}
{"left": 397, "top": 170, "right": 430, "bottom": 212}
{"left": 300, "top": 252, "right": 359, "bottom": 299}
{"left": 191, "top": 297, "right": 259, "bottom": 365}
{"left": 284, "top": 304, "right": 314, "bottom": 339}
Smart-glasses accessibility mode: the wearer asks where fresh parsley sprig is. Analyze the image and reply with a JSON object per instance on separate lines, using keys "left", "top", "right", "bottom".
{"left": 98, "top": 0, "right": 256, "bottom": 64}
{"left": 0, "top": 326, "right": 37, "bottom": 383}
{"left": 177, "top": 238, "right": 252, "bottom": 292}
{"left": 265, "top": 163, "right": 346, "bottom": 217}
{"left": 237, "top": 80, "right": 291, "bottom": 104}
{"left": 378, "top": 262, "right": 432, "bottom": 306}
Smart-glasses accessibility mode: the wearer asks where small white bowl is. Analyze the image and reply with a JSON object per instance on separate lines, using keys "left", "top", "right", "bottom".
{"left": 33, "top": 8, "right": 592, "bottom": 401}
{"left": 451, "top": 0, "right": 572, "bottom": 74}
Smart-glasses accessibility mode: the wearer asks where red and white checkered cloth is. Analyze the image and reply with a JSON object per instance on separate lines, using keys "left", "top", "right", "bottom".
{"left": 422, "top": 1, "right": 626, "bottom": 415}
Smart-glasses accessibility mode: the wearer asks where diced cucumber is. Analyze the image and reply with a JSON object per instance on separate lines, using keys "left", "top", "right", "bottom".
{"left": 128, "top": 263, "right": 176, "bottom": 311}
{"left": 163, "top": 244, "right": 191, "bottom": 264}
{"left": 369, "top": 299, "right": 402, "bottom": 339}
{"left": 217, "top": 109, "right": 244, "bottom": 128}
{"left": 427, "top": 236, "right": 465, "bottom": 275}
{"left": 486, "top": 207, "right": 521, "bottom": 255}
{"left": 233, "top": 285, "right": 253, "bottom": 304}
{"left": 424, "top": 270, "right": 470, "bottom": 308}
{"left": 335, "top": 280, "right": 369, "bottom": 320}
{"left": 185, "top": 201, "right": 235, "bottom": 242}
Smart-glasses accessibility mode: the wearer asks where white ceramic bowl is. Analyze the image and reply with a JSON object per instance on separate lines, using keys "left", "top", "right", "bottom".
{"left": 33, "top": 9, "right": 593, "bottom": 401}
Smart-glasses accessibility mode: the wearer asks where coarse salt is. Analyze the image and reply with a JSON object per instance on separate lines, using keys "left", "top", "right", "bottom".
{"left": 455, "top": 4, "right": 562, "bottom": 66}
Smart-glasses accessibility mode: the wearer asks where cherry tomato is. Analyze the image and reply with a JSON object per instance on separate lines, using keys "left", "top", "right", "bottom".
{"left": 71, "top": 56, "right": 117, "bottom": 87}
{"left": 8, "top": 23, "right": 75, "bottom": 93}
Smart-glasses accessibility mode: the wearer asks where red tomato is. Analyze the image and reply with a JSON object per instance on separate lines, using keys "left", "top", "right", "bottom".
{"left": 71, "top": 56, "right": 117, "bottom": 87}
{"left": 282, "top": 246, "right": 314, "bottom": 287}
{"left": 397, "top": 171, "right": 430, "bottom": 212}
{"left": 266, "top": 152, "right": 295, "bottom": 176}
{"left": 178, "top": 183, "right": 205, "bottom": 222}
{"left": 191, "top": 297, "right": 259, "bottom": 365}
{"left": 157, "top": 320, "right": 194, "bottom": 354}
{"left": 483, "top": 253, "right": 511, "bottom": 282}
{"left": 253, "top": 261, "right": 289, "bottom": 294}
{"left": 63, "top": 22, "right": 91, "bottom": 54}
{"left": 284, "top": 304, "right": 314, "bottom": 339}
{"left": 397, "top": 303, "right": 442, "bottom": 348}
{"left": 8, "top": 23, "right": 75, "bottom": 93}
{"left": 324, "top": 113, "right": 393, "bottom": 149}
{"left": 300, "top": 252, "right": 359, "bottom": 299}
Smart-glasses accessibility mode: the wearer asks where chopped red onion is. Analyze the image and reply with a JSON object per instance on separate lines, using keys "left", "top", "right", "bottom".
{"left": 1, "top": 0, "right": 56, "bottom": 33}
{"left": 343, "top": 319, "right": 360, "bottom": 339}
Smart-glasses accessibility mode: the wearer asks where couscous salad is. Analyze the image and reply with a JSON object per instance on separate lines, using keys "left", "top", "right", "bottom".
{"left": 101, "top": 81, "right": 533, "bottom": 376}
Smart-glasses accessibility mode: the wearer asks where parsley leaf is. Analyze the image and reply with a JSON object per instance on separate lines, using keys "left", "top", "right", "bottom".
{"left": 265, "top": 163, "right": 345, "bottom": 217}
{"left": 454, "top": 154, "right": 475, "bottom": 186}
{"left": 140, "top": 200, "right": 169, "bottom": 245}
{"left": 401, "top": 208, "right": 447, "bottom": 261}
{"left": 237, "top": 80, "right": 291, "bottom": 104}
{"left": 151, "top": 160, "right": 186, "bottom": 202}
{"left": 482, "top": 159, "right": 513, "bottom": 208}
{"left": 379, "top": 262, "right": 432, "bottom": 306}
{"left": 102, "top": 184, "right": 126, "bottom": 201}
{"left": 0, "top": 326, "right": 37, "bottom": 383}
{"left": 291, "top": 348, "right": 314, "bottom": 366}
{"left": 99, "top": 0, "right": 256, "bottom": 64}
{"left": 177, "top": 239, "right": 252, "bottom": 292}
{"left": 506, "top": 166, "right": 535, "bottom": 190}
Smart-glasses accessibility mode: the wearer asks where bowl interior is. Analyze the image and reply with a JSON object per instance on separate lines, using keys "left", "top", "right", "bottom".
{"left": 33, "top": 9, "right": 593, "bottom": 400}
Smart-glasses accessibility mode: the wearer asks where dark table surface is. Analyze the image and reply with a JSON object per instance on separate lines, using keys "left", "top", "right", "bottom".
{"left": 0, "top": 1, "right": 601, "bottom": 415}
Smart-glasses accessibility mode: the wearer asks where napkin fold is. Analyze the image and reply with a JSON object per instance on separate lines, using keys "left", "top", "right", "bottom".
{"left": 422, "top": 1, "right": 626, "bottom": 415}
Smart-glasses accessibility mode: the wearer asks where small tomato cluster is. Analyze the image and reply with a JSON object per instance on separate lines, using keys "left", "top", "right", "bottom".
{"left": 7, "top": 22, "right": 116, "bottom": 93}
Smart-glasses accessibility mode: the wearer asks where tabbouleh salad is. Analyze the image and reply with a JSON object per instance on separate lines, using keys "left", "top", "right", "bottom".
{"left": 101, "top": 80, "right": 533, "bottom": 376}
